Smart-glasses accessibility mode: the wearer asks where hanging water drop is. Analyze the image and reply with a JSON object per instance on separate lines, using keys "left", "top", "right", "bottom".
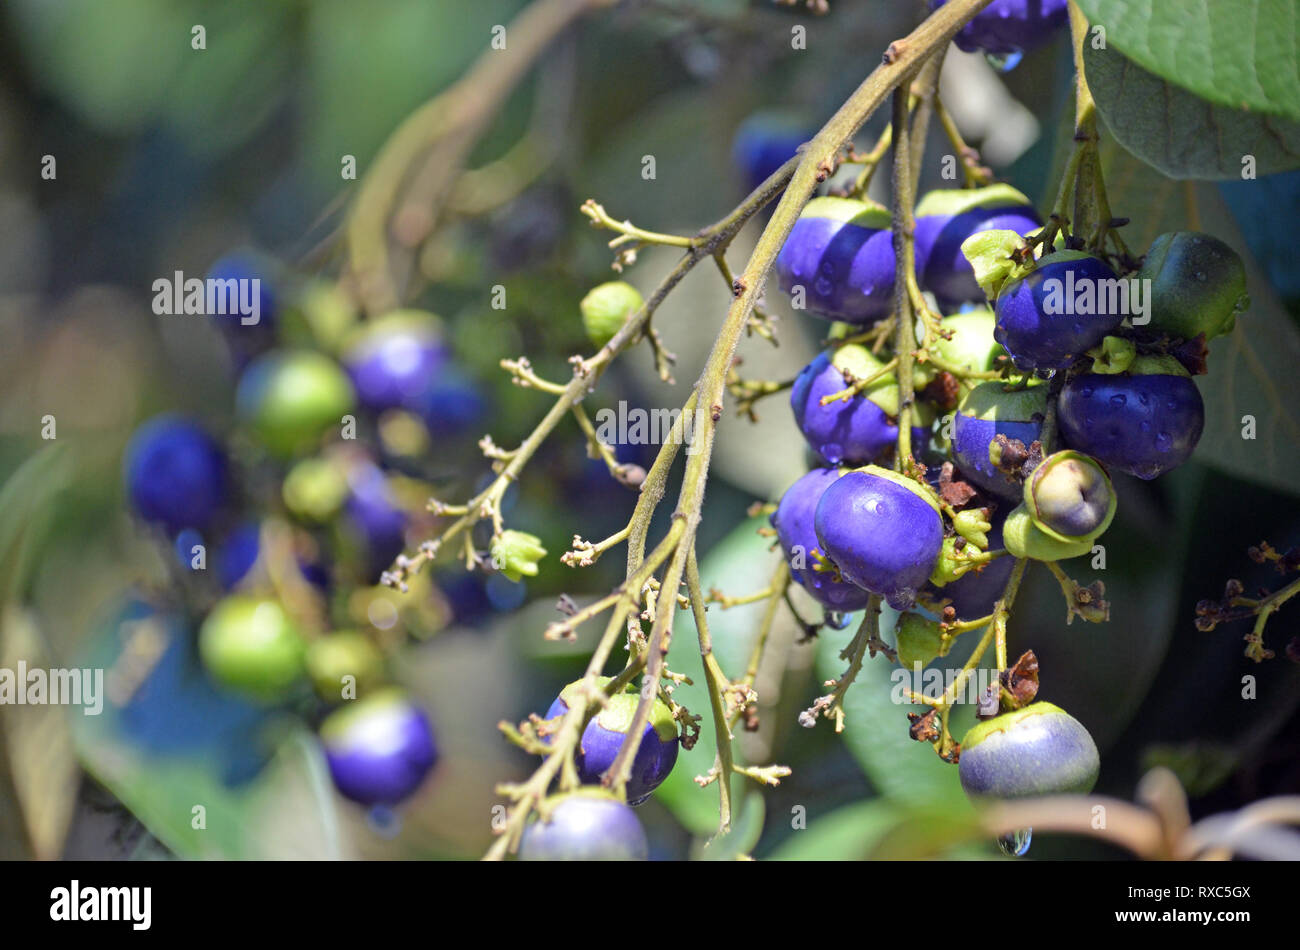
{"left": 997, "top": 827, "right": 1032, "bottom": 857}
{"left": 367, "top": 804, "right": 403, "bottom": 838}
{"left": 824, "top": 609, "right": 852, "bottom": 630}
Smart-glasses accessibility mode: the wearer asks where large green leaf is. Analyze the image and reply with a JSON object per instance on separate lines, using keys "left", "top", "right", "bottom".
{"left": 813, "top": 617, "right": 973, "bottom": 816}
{"left": 1095, "top": 139, "right": 1300, "bottom": 495}
{"left": 1075, "top": 0, "right": 1300, "bottom": 121}
{"left": 1085, "top": 42, "right": 1300, "bottom": 179}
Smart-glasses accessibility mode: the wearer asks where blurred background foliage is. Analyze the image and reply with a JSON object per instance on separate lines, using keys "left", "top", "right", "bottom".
{"left": 0, "top": 0, "right": 1297, "bottom": 860}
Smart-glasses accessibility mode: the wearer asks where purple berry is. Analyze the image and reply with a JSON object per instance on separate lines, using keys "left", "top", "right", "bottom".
{"left": 519, "top": 790, "right": 648, "bottom": 861}
{"left": 931, "top": 0, "right": 1069, "bottom": 58}
{"left": 775, "top": 197, "right": 896, "bottom": 324}
{"left": 544, "top": 677, "right": 679, "bottom": 805}
{"left": 791, "top": 347, "right": 930, "bottom": 465}
{"left": 959, "top": 701, "right": 1099, "bottom": 800}
{"left": 343, "top": 463, "right": 409, "bottom": 576}
{"left": 320, "top": 689, "right": 438, "bottom": 806}
{"left": 124, "top": 415, "right": 229, "bottom": 533}
{"left": 731, "top": 112, "right": 810, "bottom": 191}
{"left": 814, "top": 467, "right": 944, "bottom": 610}
{"left": 771, "top": 468, "right": 872, "bottom": 612}
{"left": 343, "top": 314, "right": 450, "bottom": 414}
{"left": 914, "top": 186, "right": 1042, "bottom": 308}
{"left": 951, "top": 381, "right": 1047, "bottom": 499}
{"left": 994, "top": 253, "right": 1123, "bottom": 370}
{"left": 1057, "top": 363, "right": 1205, "bottom": 480}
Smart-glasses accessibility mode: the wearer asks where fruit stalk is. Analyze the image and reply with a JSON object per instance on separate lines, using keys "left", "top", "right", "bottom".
{"left": 600, "top": 0, "right": 1001, "bottom": 801}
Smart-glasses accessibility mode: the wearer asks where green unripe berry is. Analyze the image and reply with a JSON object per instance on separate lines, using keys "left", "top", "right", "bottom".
{"left": 895, "top": 612, "right": 946, "bottom": 669}
{"left": 491, "top": 529, "right": 548, "bottom": 582}
{"left": 199, "top": 596, "right": 306, "bottom": 699}
{"left": 1137, "top": 231, "right": 1247, "bottom": 341}
{"left": 282, "top": 457, "right": 349, "bottom": 523}
{"left": 305, "top": 631, "right": 386, "bottom": 702}
{"left": 580, "top": 281, "right": 643, "bottom": 348}
{"left": 960, "top": 702, "right": 1100, "bottom": 799}
{"left": 237, "top": 350, "right": 356, "bottom": 458}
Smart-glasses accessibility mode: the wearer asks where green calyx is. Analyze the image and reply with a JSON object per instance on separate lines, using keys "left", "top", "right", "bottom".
{"left": 559, "top": 676, "right": 677, "bottom": 742}
{"left": 929, "top": 535, "right": 998, "bottom": 586}
{"left": 1085, "top": 335, "right": 1136, "bottom": 375}
{"left": 930, "top": 309, "right": 1005, "bottom": 378}
{"left": 1024, "top": 451, "right": 1116, "bottom": 544}
{"left": 957, "top": 378, "right": 1047, "bottom": 423}
{"left": 1003, "top": 503, "right": 1095, "bottom": 561}
{"left": 580, "top": 281, "right": 644, "bottom": 348}
{"left": 801, "top": 196, "right": 891, "bottom": 230}
{"left": 1129, "top": 354, "right": 1192, "bottom": 378}
{"left": 916, "top": 183, "right": 1033, "bottom": 219}
{"left": 490, "top": 529, "right": 548, "bottom": 582}
{"left": 959, "top": 229, "right": 1032, "bottom": 301}
{"left": 1137, "top": 231, "right": 1248, "bottom": 342}
{"left": 895, "top": 612, "right": 948, "bottom": 669}
{"left": 952, "top": 508, "right": 992, "bottom": 549}
{"left": 282, "top": 457, "right": 349, "bottom": 523}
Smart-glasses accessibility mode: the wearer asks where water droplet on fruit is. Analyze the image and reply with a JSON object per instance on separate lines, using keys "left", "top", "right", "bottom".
{"left": 1109, "top": 393, "right": 1126, "bottom": 407}
{"left": 824, "top": 610, "right": 852, "bottom": 630}
{"left": 814, "top": 276, "right": 834, "bottom": 296}
{"left": 998, "top": 827, "right": 1032, "bottom": 857}
{"left": 1156, "top": 431, "right": 1171, "bottom": 449}
{"left": 985, "top": 49, "right": 1024, "bottom": 72}
{"left": 866, "top": 499, "right": 883, "bottom": 515}
{"left": 367, "top": 805, "right": 403, "bottom": 838}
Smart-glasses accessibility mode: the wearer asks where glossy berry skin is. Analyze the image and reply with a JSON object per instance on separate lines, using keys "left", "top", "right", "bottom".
{"left": 236, "top": 350, "right": 356, "bottom": 458}
{"left": 320, "top": 689, "right": 438, "bottom": 806}
{"left": 343, "top": 463, "right": 409, "bottom": 576}
{"left": 959, "top": 702, "right": 1099, "bottom": 800}
{"left": 771, "top": 468, "right": 872, "bottom": 612}
{"left": 206, "top": 252, "right": 277, "bottom": 327}
{"left": 775, "top": 197, "right": 896, "bottom": 324}
{"left": 952, "top": 382, "right": 1047, "bottom": 499}
{"left": 124, "top": 415, "right": 228, "bottom": 534}
{"left": 814, "top": 468, "right": 944, "bottom": 610}
{"left": 731, "top": 113, "right": 808, "bottom": 191}
{"left": 198, "top": 596, "right": 307, "bottom": 699}
{"left": 519, "top": 791, "right": 648, "bottom": 861}
{"left": 1058, "top": 371, "right": 1205, "bottom": 480}
{"left": 408, "top": 366, "right": 489, "bottom": 438}
{"left": 217, "top": 522, "right": 330, "bottom": 592}
{"left": 913, "top": 189, "right": 1041, "bottom": 308}
{"left": 545, "top": 678, "right": 679, "bottom": 806}
{"left": 931, "top": 0, "right": 1069, "bottom": 58}
{"left": 1137, "top": 231, "right": 1247, "bottom": 342}
{"left": 994, "top": 254, "right": 1123, "bottom": 370}
{"left": 343, "top": 317, "right": 449, "bottom": 414}
{"left": 791, "top": 350, "right": 929, "bottom": 465}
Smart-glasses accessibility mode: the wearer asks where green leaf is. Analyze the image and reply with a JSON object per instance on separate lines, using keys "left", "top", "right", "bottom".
{"left": 1095, "top": 139, "right": 1300, "bottom": 495}
{"left": 1075, "top": 0, "right": 1300, "bottom": 122}
{"left": 1084, "top": 42, "right": 1300, "bottom": 179}
{"left": 765, "top": 799, "right": 901, "bottom": 860}
{"left": 814, "top": 619, "right": 972, "bottom": 815}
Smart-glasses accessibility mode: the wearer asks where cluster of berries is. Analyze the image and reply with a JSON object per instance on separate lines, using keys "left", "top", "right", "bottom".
{"left": 768, "top": 168, "right": 1245, "bottom": 800}
{"left": 122, "top": 253, "right": 491, "bottom": 811}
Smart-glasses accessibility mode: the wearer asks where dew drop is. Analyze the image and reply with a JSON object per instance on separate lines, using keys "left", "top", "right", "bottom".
{"left": 1156, "top": 431, "right": 1172, "bottom": 449}
{"left": 1109, "top": 393, "right": 1126, "bottom": 407}
{"left": 1139, "top": 420, "right": 1151, "bottom": 433}
{"left": 998, "top": 827, "right": 1032, "bottom": 857}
